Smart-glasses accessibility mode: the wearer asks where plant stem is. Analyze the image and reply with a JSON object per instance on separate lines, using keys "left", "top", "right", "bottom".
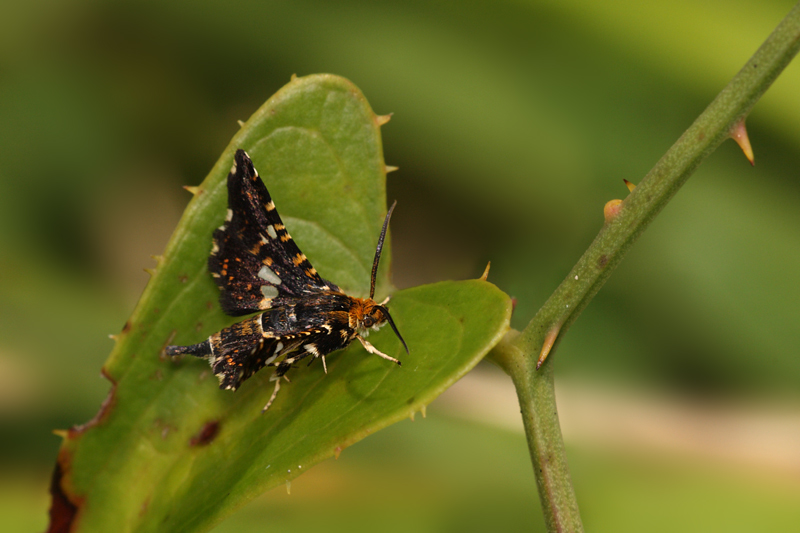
{"left": 519, "top": 3, "right": 800, "bottom": 364}
{"left": 491, "top": 4, "right": 800, "bottom": 532}
{"left": 492, "top": 331, "right": 583, "bottom": 532}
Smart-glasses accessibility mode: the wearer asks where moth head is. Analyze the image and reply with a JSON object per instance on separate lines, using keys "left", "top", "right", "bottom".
{"left": 356, "top": 302, "right": 409, "bottom": 354}
{"left": 358, "top": 303, "right": 385, "bottom": 331}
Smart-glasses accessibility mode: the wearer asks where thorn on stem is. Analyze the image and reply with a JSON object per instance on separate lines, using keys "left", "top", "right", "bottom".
{"left": 536, "top": 323, "right": 562, "bottom": 370}
{"left": 623, "top": 179, "right": 636, "bottom": 192}
{"left": 730, "top": 119, "right": 755, "bottom": 166}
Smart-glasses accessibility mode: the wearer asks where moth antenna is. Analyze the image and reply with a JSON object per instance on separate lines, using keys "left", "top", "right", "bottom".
{"left": 380, "top": 306, "right": 409, "bottom": 353}
{"left": 370, "top": 200, "right": 397, "bottom": 299}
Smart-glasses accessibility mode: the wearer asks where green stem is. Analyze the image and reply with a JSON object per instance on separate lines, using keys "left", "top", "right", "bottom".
{"left": 492, "top": 4, "right": 800, "bottom": 532}
{"left": 520, "top": 3, "right": 800, "bottom": 363}
{"left": 492, "top": 331, "right": 582, "bottom": 533}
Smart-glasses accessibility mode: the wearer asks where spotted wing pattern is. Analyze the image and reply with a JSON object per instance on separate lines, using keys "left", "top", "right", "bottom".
{"left": 166, "top": 293, "right": 356, "bottom": 392}
{"left": 166, "top": 148, "right": 406, "bottom": 412}
{"left": 209, "top": 149, "right": 338, "bottom": 316}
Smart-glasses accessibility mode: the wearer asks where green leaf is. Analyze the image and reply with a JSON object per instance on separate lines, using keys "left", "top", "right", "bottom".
{"left": 52, "top": 74, "right": 512, "bottom": 532}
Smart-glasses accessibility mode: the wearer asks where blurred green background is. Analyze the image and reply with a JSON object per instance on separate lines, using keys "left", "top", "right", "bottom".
{"left": 2, "top": 0, "right": 800, "bottom": 531}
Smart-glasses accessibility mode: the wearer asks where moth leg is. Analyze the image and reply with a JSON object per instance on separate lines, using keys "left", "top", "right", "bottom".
{"left": 356, "top": 335, "right": 401, "bottom": 366}
{"left": 303, "top": 344, "right": 327, "bottom": 374}
{"left": 262, "top": 374, "right": 291, "bottom": 413}
{"left": 262, "top": 375, "right": 281, "bottom": 413}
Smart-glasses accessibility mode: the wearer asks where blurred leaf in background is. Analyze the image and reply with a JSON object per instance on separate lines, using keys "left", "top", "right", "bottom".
{"left": 2, "top": 0, "right": 800, "bottom": 531}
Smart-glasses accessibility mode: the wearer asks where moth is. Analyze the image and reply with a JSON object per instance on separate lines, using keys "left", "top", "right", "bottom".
{"left": 166, "top": 149, "right": 408, "bottom": 412}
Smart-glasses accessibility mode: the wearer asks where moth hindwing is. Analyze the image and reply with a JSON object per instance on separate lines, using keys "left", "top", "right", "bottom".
{"left": 166, "top": 149, "right": 408, "bottom": 412}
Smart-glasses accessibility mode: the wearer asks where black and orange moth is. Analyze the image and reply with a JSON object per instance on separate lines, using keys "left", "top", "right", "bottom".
{"left": 166, "top": 149, "right": 407, "bottom": 411}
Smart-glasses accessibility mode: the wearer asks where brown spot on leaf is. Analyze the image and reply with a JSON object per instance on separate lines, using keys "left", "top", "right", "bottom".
{"left": 139, "top": 497, "right": 150, "bottom": 517}
{"left": 178, "top": 275, "right": 188, "bottom": 283}
{"left": 598, "top": 254, "right": 609, "bottom": 268}
{"left": 47, "top": 461, "right": 81, "bottom": 533}
{"left": 190, "top": 421, "right": 220, "bottom": 446}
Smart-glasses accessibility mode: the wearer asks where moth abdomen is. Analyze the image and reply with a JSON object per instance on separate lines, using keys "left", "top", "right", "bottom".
{"left": 165, "top": 341, "right": 212, "bottom": 358}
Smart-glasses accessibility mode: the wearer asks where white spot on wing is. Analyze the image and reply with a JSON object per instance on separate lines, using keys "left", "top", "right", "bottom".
{"left": 261, "top": 285, "right": 279, "bottom": 299}
{"left": 266, "top": 225, "right": 278, "bottom": 239}
{"left": 225, "top": 209, "right": 233, "bottom": 221}
{"left": 257, "top": 265, "right": 282, "bottom": 285}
